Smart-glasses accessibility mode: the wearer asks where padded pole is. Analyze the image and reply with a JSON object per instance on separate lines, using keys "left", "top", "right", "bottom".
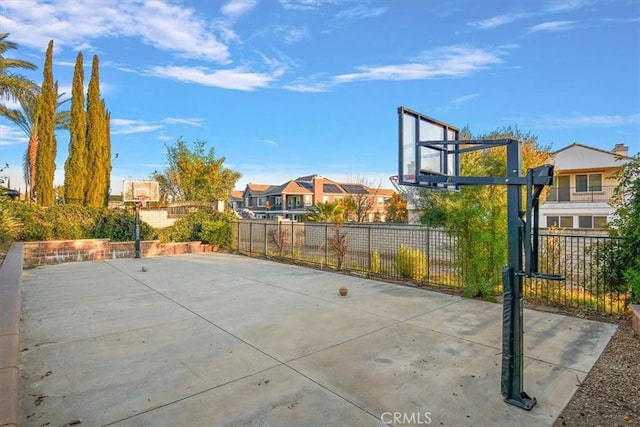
{"left": 501, "top": 140, "right": 536, "bottom": 410}
{"left": 134, "top": 203, "right": 141, "bottom": 258}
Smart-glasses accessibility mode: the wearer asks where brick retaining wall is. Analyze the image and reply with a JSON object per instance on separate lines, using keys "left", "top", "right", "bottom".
{"left": 22, "top": 239, "right": 218, "bottom": 267}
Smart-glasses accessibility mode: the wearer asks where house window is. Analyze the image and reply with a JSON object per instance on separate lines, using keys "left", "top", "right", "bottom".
{"left": 593, "top": 216, "right": 607, "bottom": 229}
{"left": 546, "top": 216, "right": 573, "bottom": 228}
{"left": 576, "top": 174, "right": 602, "bottom": 192}
{"left": 275, "top": 196, "right": 282, "bottom": 207}
{"left": 257, "top": 197, "right": 266, "bottom": 207}
{"left": 322, "top": 195, "right": 329, "bottom": 203}
{"left": 304, "top": 195, "right": 312, "bottom": 206}
{"left": 377, "top": 197, "right": 384, "bottom": 206}
{"left": 579, "top": 216, "right": 608, "bottom": 229}
{"left": 578, "top": 216, "right": 592, "bottom": 228}
{"left": 245, "top": 197, "right": 249, "bottom": 206}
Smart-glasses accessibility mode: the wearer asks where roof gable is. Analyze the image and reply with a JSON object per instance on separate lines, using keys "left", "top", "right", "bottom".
{"left": 553, "top": 143, "right": 631, "bottom": 170}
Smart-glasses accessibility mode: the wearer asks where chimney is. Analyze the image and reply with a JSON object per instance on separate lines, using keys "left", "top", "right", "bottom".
{"left": 612, "top": 143, "right": 628, "bottom": 157}
{"left": 312, "top": 175, "right": 324, "bottom": 205}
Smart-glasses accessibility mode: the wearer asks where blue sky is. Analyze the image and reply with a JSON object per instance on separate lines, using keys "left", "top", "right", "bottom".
{"left": 0, "top": 0, "right": 638, "bottom": 195}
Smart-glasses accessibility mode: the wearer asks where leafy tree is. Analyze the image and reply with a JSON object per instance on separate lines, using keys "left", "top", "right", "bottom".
{"left": 418, "top": 125, "right": 551, "bottom": 297}
{"left": 305, "top": 201, "right": 344, "bottom": 222}
{"left": 1, "top": 90, "right": 69, "bottom": 202}
{"left": 85, "top": 55, "right": 110, "bottom": 207}
{"left": 33, "top": 40, "right": 57, "bottom": 206}
{"left": 594, "top": 154, "right": 640, "bottom": 303}
{"left": 152, "top": 138, "right": 241, "bottom": 203}
{"left": 385, "top": 192, "right": 408, "bottom": 222}
{"left": 0, "top": 33, "right": 38, "bottom": 104}
{"left": 64, "top": 52, "right": 87, "bottom": 204}
{"left": 341, "top": 176, "right": 381, "bottom": 222}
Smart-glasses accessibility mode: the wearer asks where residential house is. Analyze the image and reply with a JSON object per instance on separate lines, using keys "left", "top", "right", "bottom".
{"left": 240, "top": 174, "right": 395, "bottom": 221}
{"left": 540, "top": 143, "right": 633, "bottom": 230}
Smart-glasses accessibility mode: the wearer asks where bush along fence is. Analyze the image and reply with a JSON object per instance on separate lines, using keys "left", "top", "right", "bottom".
{"left": 233, "top": 221, "right": 630, "bottom": 314}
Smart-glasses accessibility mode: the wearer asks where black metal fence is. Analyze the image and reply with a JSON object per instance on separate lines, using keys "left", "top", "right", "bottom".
{"left": 233, "top": 221, "right": 629, "bottom": 314}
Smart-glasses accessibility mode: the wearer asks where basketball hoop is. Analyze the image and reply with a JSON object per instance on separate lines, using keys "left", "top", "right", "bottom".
{"left": 136, "top": 195, "right": 149, "bottom": 209}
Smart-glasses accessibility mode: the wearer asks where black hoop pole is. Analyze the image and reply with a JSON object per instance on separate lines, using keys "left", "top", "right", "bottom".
{"left": 501, "top": 140, "right": 537, "bottom": 410}
{"left": 134, "top": 202, "right": 141, "bottom": 258}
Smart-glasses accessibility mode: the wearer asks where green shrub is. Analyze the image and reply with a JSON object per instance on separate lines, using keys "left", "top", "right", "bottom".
{"left": 93, "top": 209, "right": 155, "bottom": 241}
{"left": 0, "top": 200, "right": 155, "bottom": 242}
{"left": 2, "top": 201, "right": 52, "bottom": 240}
{"left": 394, "top": 245, "right": 427, "bottom": 280}
{"left": 201, "top": 220, "right": 233, "bottom": 248}
{"left": 47, "top": 204, "right": 97, "bottom": 239}
{"left": 624, "top": 259, "right": 640, "bottom": 304}
{"left": 0, "top": 204, "right": 22, "bottom": 250}
{"left": 165, "top": 211, "right": 236, "bottom": 248}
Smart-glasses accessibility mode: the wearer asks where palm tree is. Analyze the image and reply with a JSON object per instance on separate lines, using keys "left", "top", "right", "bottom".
{"left": 0, "top": 33, "right": 38, "bottom": 104}
{"left": 1, "top": 90, "right": 70, "bottom": 201}
{"left": 305, "top": 201, "right": 345, "bottom": 222}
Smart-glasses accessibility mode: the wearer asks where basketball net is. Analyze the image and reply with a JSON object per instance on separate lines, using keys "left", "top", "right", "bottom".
{"left": 137, "top": 195, "right": 149, "bottom": 208}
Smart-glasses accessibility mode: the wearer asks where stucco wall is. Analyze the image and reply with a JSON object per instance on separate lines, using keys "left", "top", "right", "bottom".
{"left": 22, "top": 239, "right": 217, "bottom": 267}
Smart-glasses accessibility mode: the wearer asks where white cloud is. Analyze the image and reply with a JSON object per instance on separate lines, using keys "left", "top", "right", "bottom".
{"left": 507, "top": 112, "right": 640, "bottom": 129}
{"left": 468, "top": 0, "right": 587, "bottom": 30}
{"left": 278, "top": 0, "right": 322, "bottom": 11}
{"left": 111, "top": 119, "right": 163, "bottom": 135}
{"left": 335, "top": 5, "right": 388, "bottom": 20}
{"left": 528, "top": 21, "right": 575, "bottom": 33}
{"left": 221, "top": 0, "right": 259, "bottom": 18}
{"left": 147, "top": 65, "right": 283, "bottom": 91}
{"left": 0, "top": 0, "right": 231, "bottom": 62}
{"left": 0, "top": 125, "right": 28, "bottom": 146}
{"left": 162, "top": 118, "right": 204, "bottom": 127}
{"left": 436, "top": 93, "right": 480, "bottom": 113}
{"left": 283, "top": 81, "right": 331, "bottom": 92}
{"left": 468, "top": 13, "right": 525, "bottom": 30}
{"left": 262, "top": 139, "right": 279, "bottom": 147}
{"left": 334, "top": 46, "right": 506, "bottom": 83}
{"left": 283, "top": 27, "right": 309, "bottom": 44}
{"left": 545, "top": 0, "right": 587, "bottom": 13}
{"left": 110, "top": 116, "right": 204, "bottom": 135}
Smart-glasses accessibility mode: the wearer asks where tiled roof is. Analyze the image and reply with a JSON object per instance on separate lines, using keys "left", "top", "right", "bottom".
{"left": 241, "top": 174, "right": 398, "bottom": 199}
{"left": 264, "top": 180, "right": 312, "bottom": 196}
{"left": 244, "top": 184, "right": 277, "bottom": 195}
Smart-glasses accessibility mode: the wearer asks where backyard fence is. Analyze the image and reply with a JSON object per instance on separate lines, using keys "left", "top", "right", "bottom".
{"left": 233, "top": 221, "right": 629, "bottom": 314}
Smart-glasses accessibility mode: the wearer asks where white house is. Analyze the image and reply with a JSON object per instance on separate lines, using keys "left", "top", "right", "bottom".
{"left": 540, "top": 143, "right": 633, "bottom": 229}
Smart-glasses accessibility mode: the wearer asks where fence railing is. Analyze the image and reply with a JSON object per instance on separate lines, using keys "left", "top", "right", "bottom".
{"left": 546, "top": 185, "right": 615, "bottom": 203}
{"left": 233, "top": 221, "right": 629, "bottom": 314}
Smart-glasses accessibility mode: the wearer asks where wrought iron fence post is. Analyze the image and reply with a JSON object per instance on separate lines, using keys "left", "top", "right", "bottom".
{"left": 291, "top": 221, "right": 294, "bottom": 256}
{"left": 324, "top": 224, "right": 328, "bottom": 268}
{"left": 264, "top": 223, "right": 267, "bottom": 256}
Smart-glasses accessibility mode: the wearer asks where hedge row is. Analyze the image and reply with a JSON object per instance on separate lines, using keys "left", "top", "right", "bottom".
{"left": 0, "top": 199, "right": 237, "bottom": 251}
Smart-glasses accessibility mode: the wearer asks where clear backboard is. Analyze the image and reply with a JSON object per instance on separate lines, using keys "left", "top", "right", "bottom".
{"left": 398, "top": 106, "right": 459, "bottom": 190}
{"left": 122, "top": 180, "right": 160, "bottom": 203}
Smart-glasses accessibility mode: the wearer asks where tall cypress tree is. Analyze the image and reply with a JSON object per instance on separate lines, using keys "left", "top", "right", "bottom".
{"left": 63, "top": 52, "right": 86, "bottom": 204}
{"left": 102, "top": 104, "right": 111, "bottom": 206}
{"left": 85, "top": 54, "right": 106, "bottom": 207}
{"left": 33, "top": 40, "right": 56, "bottom": 206}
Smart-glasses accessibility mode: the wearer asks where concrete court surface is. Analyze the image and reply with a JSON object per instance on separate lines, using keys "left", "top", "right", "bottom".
{"left": 18, "top": 252, "right": 616, "bottom": 426}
